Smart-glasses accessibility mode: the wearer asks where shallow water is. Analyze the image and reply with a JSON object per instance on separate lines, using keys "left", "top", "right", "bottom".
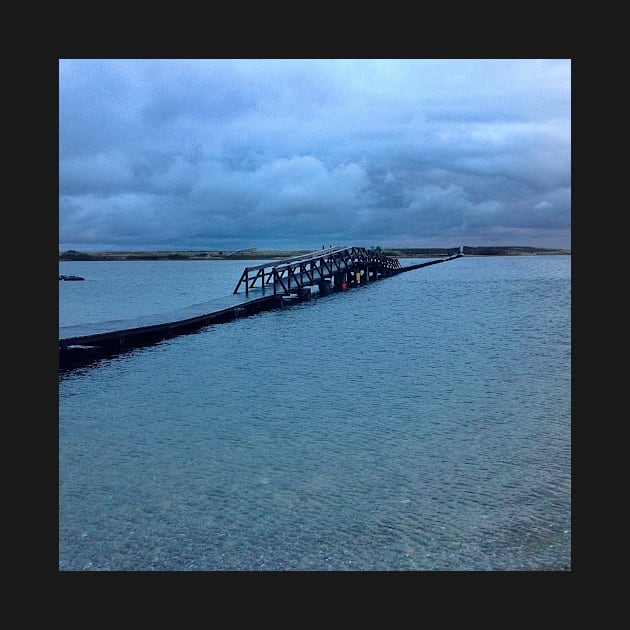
{"left": 59, "top": 255, "right": 571, "bottom": 570}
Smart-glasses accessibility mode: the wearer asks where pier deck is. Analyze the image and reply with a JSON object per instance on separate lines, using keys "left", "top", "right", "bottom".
{"left": 59, "top": 248, "right": 461, "bottom": 370}
{"left": 59, "top": 290, "right": 284, "bottom": 370}
{"left": 59, "top": 292, "right": 267, "bottom": 344}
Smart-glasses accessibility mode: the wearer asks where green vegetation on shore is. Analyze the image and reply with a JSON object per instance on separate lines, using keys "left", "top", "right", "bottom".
{"left": 59, "top": 245, "right": 570, "bottom": 261}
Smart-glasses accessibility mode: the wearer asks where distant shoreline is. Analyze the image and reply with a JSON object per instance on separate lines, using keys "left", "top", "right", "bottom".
{"left": 59, "top": 246, "right": 571, "bottom": 261}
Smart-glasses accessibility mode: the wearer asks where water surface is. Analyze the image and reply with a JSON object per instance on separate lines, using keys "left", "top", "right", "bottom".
{"left": 59, "top": 255, "right": 571, "bottom": 570}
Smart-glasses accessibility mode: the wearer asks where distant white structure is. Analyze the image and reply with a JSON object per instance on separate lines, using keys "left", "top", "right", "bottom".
{"left": 459, "top": 245, "right": 464, "bottom": 255}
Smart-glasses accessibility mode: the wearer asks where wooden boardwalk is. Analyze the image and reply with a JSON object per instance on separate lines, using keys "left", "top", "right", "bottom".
{"left": 59, "top": 248, "right": 461, "bottom": 370}
{"left": 59, "top": 291, "right": 283, "bottom": 368}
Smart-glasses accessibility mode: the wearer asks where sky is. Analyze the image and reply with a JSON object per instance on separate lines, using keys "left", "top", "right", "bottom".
{"left": 59, "top": 59, "right": 571, "bottom": 251}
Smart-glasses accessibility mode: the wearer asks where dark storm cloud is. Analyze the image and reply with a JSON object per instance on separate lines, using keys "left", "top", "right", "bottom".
{"left": 59, "top": 58, "right": 571, "bottom": 250}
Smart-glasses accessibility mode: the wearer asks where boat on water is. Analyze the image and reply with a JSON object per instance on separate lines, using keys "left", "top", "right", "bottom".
{"left": 59, "top": 274, "right": 84, "bottom": 281}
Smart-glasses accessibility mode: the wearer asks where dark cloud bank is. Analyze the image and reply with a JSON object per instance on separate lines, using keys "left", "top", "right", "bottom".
{"left": 59, "top": 59, "right": 571, "bottom": 251}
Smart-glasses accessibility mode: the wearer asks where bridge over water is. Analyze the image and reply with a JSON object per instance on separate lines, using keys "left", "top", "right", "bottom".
{"left": 59, "top": 246, "right": 461, "bottom": 370}
{"left": 233, "top": 246, "right": 402, "bottom": 296}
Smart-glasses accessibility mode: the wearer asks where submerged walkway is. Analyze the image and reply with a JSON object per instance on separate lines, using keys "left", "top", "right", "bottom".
{"left": 59, "top": 248, "right": 461, "bottom": 370}
{"left": 60, "top": 292, "right": 267, "bottom": 343}
{"left": 59, "top": 291, "right": 284, "bottom": 369}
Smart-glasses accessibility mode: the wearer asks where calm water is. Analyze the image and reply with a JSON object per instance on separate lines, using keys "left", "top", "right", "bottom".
{"left": 58, "top": 255, "right": 571, "bottom": 571}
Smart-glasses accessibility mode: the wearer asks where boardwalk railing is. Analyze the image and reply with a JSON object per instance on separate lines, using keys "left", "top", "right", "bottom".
{"left": 233, "top": 246, "right": 402, "bottom": 296}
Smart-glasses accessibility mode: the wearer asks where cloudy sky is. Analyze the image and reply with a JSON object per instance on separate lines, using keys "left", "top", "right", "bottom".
{"left": 59, "top": 59, "right": 571, "bottom": 251}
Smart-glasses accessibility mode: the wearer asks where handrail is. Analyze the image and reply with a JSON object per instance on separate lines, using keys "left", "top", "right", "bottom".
{"left": 233, "top": 246, "right": 401, "bottom": 294}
